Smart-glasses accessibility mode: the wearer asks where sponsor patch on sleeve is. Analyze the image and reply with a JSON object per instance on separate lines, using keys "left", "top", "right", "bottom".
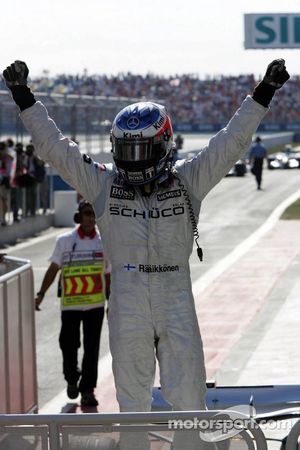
{"left": 83, "top": 154, "right": 92, "bottom": 164}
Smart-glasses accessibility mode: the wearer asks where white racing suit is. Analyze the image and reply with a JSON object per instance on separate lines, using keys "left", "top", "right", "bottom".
{"left": 21, "top": 97, "right": 267, "bottom": 449}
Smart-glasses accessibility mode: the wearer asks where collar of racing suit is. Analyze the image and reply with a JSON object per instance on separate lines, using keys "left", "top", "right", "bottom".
{"left": 115, "top": 164, "right": 175, "bottom": 196}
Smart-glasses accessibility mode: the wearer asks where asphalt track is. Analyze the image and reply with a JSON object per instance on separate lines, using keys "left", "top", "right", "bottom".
{"left": 5, "top": 167, "right": 300, "bottom": 411}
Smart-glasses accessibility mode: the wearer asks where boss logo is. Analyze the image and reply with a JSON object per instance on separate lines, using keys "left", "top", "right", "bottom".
{"left": 110, "top": 185, "right": 135, "bottom": 200}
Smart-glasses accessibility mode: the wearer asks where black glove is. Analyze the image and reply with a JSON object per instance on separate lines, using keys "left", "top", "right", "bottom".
{"left": 3, "top": 60, "right": 29, "bottom": 88}
{"left": 263, "top": 58, "right": 290, "bottom": 89}
{"left": 2, "top": 61, "right": 35, "bottom": 111}
{"left": 252, "top": 59, "right": 290, "bottom": 107}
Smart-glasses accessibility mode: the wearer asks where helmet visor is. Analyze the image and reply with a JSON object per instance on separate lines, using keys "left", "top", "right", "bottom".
{"left": 113, "top": 138, "right": 167, "bottom": 162}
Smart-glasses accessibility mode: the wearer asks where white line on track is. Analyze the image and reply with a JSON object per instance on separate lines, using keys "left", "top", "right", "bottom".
{"left": 38, "top": 188, "right": 300, "bottom": 413}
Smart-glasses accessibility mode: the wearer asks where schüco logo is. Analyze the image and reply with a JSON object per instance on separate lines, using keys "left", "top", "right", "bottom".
{"left": 109, "top": 205, "right": 185, "bottom": 218}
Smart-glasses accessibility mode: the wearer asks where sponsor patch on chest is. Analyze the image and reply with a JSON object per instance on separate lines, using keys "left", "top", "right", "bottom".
{"left": 110, "top": 185, "right": 135, "bottom": 200}
{"left": 157, "top": 189, "right": 182, "bottom": 201}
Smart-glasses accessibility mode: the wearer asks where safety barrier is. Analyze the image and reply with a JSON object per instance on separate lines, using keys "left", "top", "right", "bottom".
{"left": 0, "top": 410, "right": 268, "bottom": 449}
{"left": 0, "top": 255, "right": 38, "bottom": 414}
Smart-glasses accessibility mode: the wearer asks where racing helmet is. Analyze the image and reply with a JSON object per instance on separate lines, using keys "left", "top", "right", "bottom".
{"left": 111, "top": 101, "right": 174, "bottom": 185}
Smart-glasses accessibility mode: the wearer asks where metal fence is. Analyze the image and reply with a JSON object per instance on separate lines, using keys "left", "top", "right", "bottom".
{"left": 0, "top": 410, "right": 268, "bottom": 449}
{"left": 0, "top": 255, "right": 37, "bottom": 414}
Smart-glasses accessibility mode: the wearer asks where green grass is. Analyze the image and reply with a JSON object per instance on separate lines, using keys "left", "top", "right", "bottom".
{"left": 266, "top": 143, "right": 300, "bottom": 219}
{"left": 281, "top": 198, "right": 300, "bottom": 220}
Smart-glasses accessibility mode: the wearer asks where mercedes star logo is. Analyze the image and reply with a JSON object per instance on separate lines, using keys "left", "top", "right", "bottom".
{"left": 127, "top": 117, "right": 140, "bottom": 129}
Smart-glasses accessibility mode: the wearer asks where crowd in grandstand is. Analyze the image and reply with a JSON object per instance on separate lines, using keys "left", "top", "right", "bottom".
{"left": 1, "top": 71, "right": 298, "bottom": 126}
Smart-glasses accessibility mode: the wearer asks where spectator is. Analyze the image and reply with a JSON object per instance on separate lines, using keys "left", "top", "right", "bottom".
{"left": 10, "top": 142, "right": 25, "bottom": 222}
{"left": 175, "top": 134, "right": 184, "bottom": 150}
{"left": 6, "top": 138, "right": 15, "bottom": 160}
{"left": 32, "top": 149, "right": 47, "bottom": 213}
{"left": 0, "top": 141, "right": 13, "bottom": 226}
{"left": 37, "top": 160, "right": 48, "bottom": 214}
{"left": 35, "top": 201, "right": 111, "bottom": 407}
{"left": 23, "top": 143, "right": 47, "bottom": 216}
{"left": 249, "top": 136, "right": 268, "bottom": 190}
{"left": 173, "top": 134, "right": 184, "bottom": 162}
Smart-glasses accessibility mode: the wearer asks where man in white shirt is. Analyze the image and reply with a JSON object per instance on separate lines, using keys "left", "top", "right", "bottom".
{"left": 35, "top": 200, "right": 111, "bottom": 407}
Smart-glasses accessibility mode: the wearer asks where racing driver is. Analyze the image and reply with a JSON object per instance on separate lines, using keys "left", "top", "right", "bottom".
{"left": 3, "top": 59, "right": 289, "bottom": 449}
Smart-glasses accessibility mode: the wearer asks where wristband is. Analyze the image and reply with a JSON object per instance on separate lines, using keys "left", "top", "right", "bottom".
{"left": 10, "top": 85, "right": 36, "bottom": 112}
{"left": 252, "top": 81, "right": 276, "bottom": 108}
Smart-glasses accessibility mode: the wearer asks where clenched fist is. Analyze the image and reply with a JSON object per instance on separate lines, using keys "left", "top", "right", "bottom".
{"left": 263, "top": 59, "right": 290, "bottom": 89}
{"left": 3, "top": 60, "right": 29, "bottom": 89}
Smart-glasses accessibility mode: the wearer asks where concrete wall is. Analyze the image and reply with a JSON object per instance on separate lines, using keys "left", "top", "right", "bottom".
{"left": 0, "top": 214, "right": 55, "bottom": 248}
{"left": 261, "top": 132, "right": 295, "bottom": 150}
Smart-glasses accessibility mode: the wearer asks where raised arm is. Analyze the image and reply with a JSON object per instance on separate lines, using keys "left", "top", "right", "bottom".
{"left": 2, "top": 61, "right": 111, "bottom": 203}
{"left": 175, "top": 59, "right": 290, "bottom": 201}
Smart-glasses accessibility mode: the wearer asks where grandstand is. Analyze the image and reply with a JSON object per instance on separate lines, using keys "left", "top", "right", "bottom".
{"left": 0, "top": 90, "right": 139, "bottom": 142}
{"left": 0, "top": 72, "right": 300, "bottom": 139}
